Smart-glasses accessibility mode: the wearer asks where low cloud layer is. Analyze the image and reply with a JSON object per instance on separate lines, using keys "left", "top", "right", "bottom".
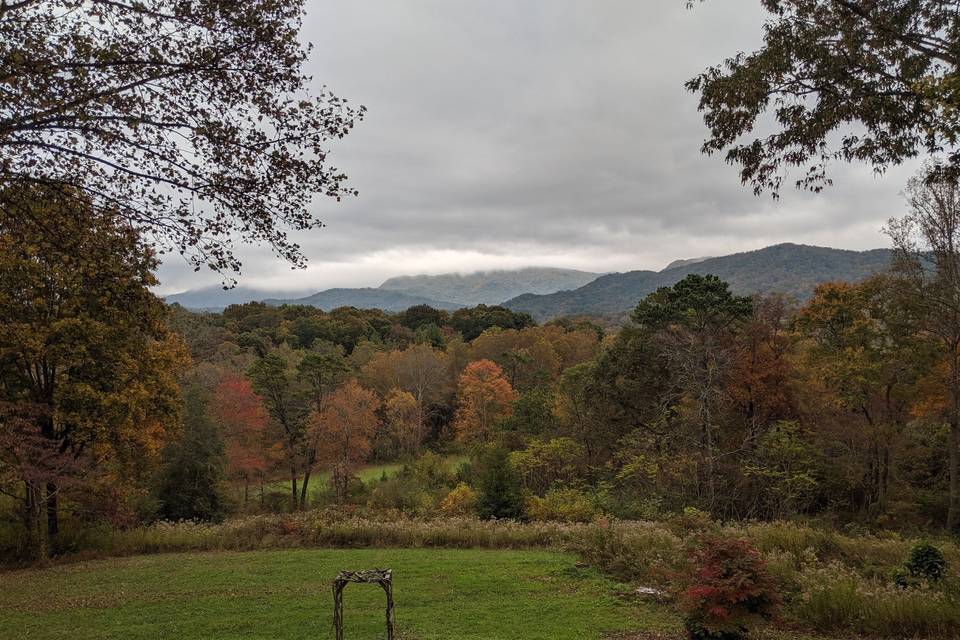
{"left": 155, "top": 1, "right": 921, "bottom": 295}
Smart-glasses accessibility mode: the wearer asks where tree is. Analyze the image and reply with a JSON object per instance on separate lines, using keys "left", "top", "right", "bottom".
{"left": 632, "top": 274, "right": 752, "bottom": 509}
{"left": 1, "top": 0, "right": 364, "bottom": 276}
{"left": 449, "top": 305, "right": 535, "bottom": 342}
{"left": 0, "top": 187, "right": 186, "bottom": 558}
{"left": 453, "top": 360, "right": 517, "bottom": 444}
{"left": 154, "top": 383, "right": 227, "bottom": 522}
{"left": 361, "top": 345, "right": 451, "bottom": 445}
{"left": 384, "top": 389, "right": 421, "bottom": 456}
{"left": 247, "top": 349, "right": 307, "bottom": 511}
{"left": 296, "top": 342, "right": 349, "bottom": 509}
{"left": 210, "top": 375, "right": 270, "bottom": 508}
{"left": 688, "top": 1, "right": 960, "bottom": 194}
{"left": 887, "top": 165, "right": 960, "bottom": 529}
{"left": 474, "top": 447, "right": 525, "bottom": 520}
{"left": 794, "top": 279, "right": 924, "bottom": 513}
{"left": 310, "top": 380, "right": 380, "bottom": 502}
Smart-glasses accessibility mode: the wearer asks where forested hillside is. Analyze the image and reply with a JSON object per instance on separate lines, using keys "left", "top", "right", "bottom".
{"left": 506, "top": 244, "right": 894, "bottom": 320}
{"left": 263, "top": 288, "right": 461, "bottom": 312}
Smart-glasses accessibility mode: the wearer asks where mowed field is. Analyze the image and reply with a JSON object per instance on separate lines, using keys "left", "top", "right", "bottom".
{"left": 0, "top": 548, "right": 679, "bottom": 640}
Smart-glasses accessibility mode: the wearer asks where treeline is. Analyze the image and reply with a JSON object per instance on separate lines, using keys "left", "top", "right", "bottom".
{"left": 5, "top": 172, "right": 960, "bottom": 564}
{"left": 161, "top": 269, "right": 956, "bottom": 532}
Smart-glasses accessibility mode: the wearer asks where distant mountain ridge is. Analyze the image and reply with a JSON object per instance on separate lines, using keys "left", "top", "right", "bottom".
{"left": 163, "top": 266, "right": 599, "bottom": 311}
{"left": 164, "top": 245, "right": 893, "bottom": 316}
{"left": 379, "top": 267, "right": 602, "bottom": 306}
{"left": 503, "top": 244, "right": 894, "bottom": 321}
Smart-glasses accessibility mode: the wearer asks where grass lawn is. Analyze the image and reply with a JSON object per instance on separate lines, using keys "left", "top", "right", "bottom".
{"left": 259, "top": 456, "right": 469, "bottom": 504}
{"left": 0, "top": 548, "right": 679, "bottom": 640}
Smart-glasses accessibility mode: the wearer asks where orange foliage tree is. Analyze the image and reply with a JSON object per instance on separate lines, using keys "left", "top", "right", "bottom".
{"left": 453, "top": 360, "right": 517, "bottom": 444}
{"left": 309, "top": 380, "right": 381, "bottom": 501}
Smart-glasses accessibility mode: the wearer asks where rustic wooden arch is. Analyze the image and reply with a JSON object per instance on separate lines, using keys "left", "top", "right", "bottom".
{"left": 332, "top": 569, "right": 395, "bottom": 640}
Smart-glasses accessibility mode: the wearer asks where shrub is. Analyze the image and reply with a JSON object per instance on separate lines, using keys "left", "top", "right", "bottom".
{"left": 440, "top": 483, "right": 478, "bottom": 516}
{"left": 677, "top": 536, "right": 780, "bottom": 640}
{"left": 526, "top": 487, "right": 596, "bottom": 522}
{"left": 366, "top": 477, "right": 433, "bottom": 514}
{"left": 905, "top": 541, "right": 947, "bottom": 582}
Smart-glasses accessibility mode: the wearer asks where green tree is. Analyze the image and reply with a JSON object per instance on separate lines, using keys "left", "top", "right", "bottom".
{"left": 475, "top": 447, "right": 525, "bottom": 520}
{"left": 247, "top": 349, "right": 307, "bottom": 511}
{"left": 632, "top": 274, "right": 752, "bottom": 509}
{"left": 688, "top": 1, "right": 960, "bottom": 194}
{"left": 154, "top": 384, "right": 227, "bottom": 522}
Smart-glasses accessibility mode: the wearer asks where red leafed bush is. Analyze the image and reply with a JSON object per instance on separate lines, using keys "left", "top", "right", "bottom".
{"left": 677, "top": 536, "right": 780, "bottom": 640}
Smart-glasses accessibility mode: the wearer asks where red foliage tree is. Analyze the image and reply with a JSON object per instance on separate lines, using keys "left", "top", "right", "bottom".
{"left": 210, "top": 376, "right": 271, "bottom": 507}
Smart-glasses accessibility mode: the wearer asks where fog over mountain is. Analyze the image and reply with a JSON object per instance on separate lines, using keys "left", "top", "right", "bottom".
{"left": 379, "top": 268, "right": 601, "bottom": 306}
{"left": 165, "top": 245, "right": 891, "bottom": 315}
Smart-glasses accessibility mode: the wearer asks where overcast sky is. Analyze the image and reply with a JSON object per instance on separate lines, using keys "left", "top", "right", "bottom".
{"left": 155, "top": 0, "right": 921, "bottom": 295}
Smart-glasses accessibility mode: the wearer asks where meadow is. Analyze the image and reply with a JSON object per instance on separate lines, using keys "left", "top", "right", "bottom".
{"left": 0, "top": 548, "right": 678, "bottom": 640}
{"left": 3, "top": 511, "right": 959, "bottom": 639}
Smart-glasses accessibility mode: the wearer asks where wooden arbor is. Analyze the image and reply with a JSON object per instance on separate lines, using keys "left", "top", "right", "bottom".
{"left": 332, "top": 569, "right": 395, "bottom": 640}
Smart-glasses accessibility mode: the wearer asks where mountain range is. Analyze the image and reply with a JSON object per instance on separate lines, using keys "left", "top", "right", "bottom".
{"left": 163, "top": 267, "right": 600, "bottom": 312}
{"left": 503, "top": 244, "right": 894, "bottom": 320}
{"left": 163, "top": 244, "right": 895, "bottom": 318}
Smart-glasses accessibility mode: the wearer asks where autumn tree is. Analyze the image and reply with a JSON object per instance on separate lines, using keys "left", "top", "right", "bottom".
{"left": 384, "top": 389, "right": 421, "bottom": 456}
{"left": 688, "top": 1, "right": 960, "bottom": 194}
{"left": 210, "top": 375, "right": 271, "bottom": 507}
{"left": 887, "top": 165, "right": 960, "bottom": 529}
{"left": 361, "top": 345, "right": 450, "bottom": 446}
{"left": 453, "top": 360, "right": 517, "bottom": 444}
{"left": 794, "top": 279, "right": 925, "bottom": 513}
{"left": 296, "top": 342, "right": 349, "bottom": 508}
{"left": 0, "top": 187, "right": 186, "bottom": 558}
{"left": 310, "top": 380, "right": 380, "bottom": 502}
{"left": 0, "top": 0, "right": 364, "bottom": 276}
{"left": 470, "top": 328, "right": 561, "bottom": 391}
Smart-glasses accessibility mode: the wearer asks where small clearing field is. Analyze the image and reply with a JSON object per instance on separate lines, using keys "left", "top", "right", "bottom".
{"left": 0, "top": 548, "right": 678, "bottom": 640}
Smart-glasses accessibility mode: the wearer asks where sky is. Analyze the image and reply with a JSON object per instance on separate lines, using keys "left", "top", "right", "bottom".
{"left": 155, "top": 0, "right": 922, "bottom": 295}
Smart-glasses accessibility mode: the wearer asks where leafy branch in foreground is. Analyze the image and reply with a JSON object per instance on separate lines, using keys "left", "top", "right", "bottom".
{"left": 0, "top": 0, "right": 365, "bottom": 277}
{"left": 687, "top": 1, "right": 960, "bottom": 195}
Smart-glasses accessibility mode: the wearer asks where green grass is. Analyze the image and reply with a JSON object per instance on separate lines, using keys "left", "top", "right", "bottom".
{"left": 258, "top": 456, "right": 468, "bottom": 504}
{"left": 0, "top": 548, "right": 679, "bottom": 640}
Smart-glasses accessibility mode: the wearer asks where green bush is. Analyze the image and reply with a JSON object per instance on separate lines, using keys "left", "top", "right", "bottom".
{"left": 905, "top": 541, "right": 948, "bottom": 582}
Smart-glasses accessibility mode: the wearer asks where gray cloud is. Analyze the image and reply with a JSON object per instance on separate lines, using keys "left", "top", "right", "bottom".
{"left": 155, "top": 0, "right": 921, "bottom": 294}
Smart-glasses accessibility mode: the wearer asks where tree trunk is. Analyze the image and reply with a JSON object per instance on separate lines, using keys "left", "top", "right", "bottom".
{"left": 45, "top": 482, "right": 58, "bottom": 552}
{"left": 243, "top": 478, "right": 249, "bottom": 508}
{"left": 289, "top": 468, "right": 299, "bottom": 512}
{"left": 950, "top": 354, "right": 960, "bottom": 531}
{"left": 949, "top": 422, "right": 960, "bottom": 531}
{"left": 259, "top": 476, "right": 265, "bottom": 507}
{"left": 300, "top": 469, "right": 311, "bottom": 511}
{"left": 24, "top": 481, "right": 48, "bottom": 562}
